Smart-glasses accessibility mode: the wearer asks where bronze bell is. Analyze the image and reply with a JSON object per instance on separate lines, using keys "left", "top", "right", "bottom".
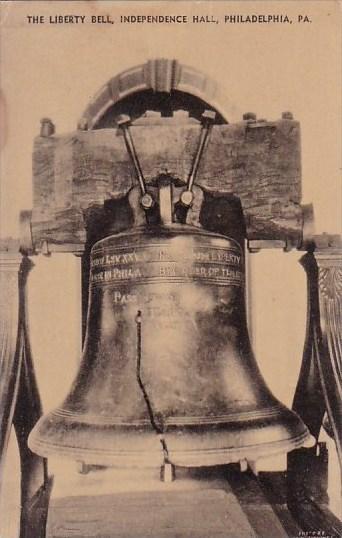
{"left": 29, "top": 208, "right": 312, "bottom": 468}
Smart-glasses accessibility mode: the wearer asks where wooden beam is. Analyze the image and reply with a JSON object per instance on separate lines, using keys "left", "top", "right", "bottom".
{"left": 30, "top": 118, "right": 303, "bottom": 250}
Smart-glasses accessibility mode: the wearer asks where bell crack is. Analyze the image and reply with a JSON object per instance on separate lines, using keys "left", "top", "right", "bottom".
{"left": 135, "top": 310, "right": 170, "bottom": 464}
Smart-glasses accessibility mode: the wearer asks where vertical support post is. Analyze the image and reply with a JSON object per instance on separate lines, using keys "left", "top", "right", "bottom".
{"left": 292, "top": 253, "right": 326, "bottom": 441}
{"left": 288, "top": 253, "right": 327, "bottom": 506}
{"left": 0, "top": 252, "right": 52, "bottom": 538}
{"left": 288, "top": 241, "right": 342, "bottom": 531}
{"left": 0, "top": 254, "right": 23, "bottom": 480}
{"left": 314, "top": 247, "right": 342, "bottom": 469}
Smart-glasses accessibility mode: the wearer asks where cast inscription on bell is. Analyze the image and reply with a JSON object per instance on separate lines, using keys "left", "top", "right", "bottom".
{"left": 90, "top": 241, "right": 243, "bottom": 286}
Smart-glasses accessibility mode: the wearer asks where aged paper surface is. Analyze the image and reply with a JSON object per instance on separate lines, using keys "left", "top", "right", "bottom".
{"left": 0, "top": 1, "right": 341, "bottom": 536}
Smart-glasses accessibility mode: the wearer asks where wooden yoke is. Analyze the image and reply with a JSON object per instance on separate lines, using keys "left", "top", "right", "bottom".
{"left": 22, "top": 59, "right": 312, "bottom": 256}
{"left": 28, "top": 117, "right": 309, "bottom": 253}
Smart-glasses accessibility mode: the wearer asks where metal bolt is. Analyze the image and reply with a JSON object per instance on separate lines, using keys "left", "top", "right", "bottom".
{"left": 116, "top": 114, "right": 131, "bottom": 127}
{"left": 140, "top": 193, "right": 154, "bottom": 210}
{"left": 248, "top": 460, "right": 259, "bottom": 476}
{"left": 282, "top": 111, "right": 294, "bottom": 120}
{"left": 283, "top": 240, "right": 293, "bottom": 253}
{"left": 180, "top": 190, "right": 194, "bottom": 208}
{"left": 40, "top": 118, "right": 55, "bottom": 137}
{"left": 239, "top": 459, "right": 248, "bottom": 472}
{"left": 247, "top": 240, "right": 261, "bottom": 254}
{"left": 160, "top": 462, "right": 175, "bottom": 483}
{"left": 201, "top": 109, "right": 216, "bottom": 125}
{"left": 41, "top": 240, "right": 50, "bottom": 256}
{"left": 77, "top": 461, "right": 90, "bottom": 475}
{"left": 78, "top": 118, "right": 89, "bottom": 131}
{"left": 243, "top": 112, "right": 257, "bottom": 121}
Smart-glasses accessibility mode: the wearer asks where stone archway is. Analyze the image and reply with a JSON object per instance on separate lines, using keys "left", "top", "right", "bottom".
{"left": 78, "top": 58, "right": 228, "bottom": 129}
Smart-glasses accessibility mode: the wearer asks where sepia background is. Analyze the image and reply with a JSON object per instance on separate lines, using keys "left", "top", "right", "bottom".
{"left": 0, "top": 0, "right": 341, "bottom": 534}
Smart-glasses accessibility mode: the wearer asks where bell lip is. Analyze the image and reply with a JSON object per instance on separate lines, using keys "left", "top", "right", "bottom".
{"left": 28, "top": 406, "right": 312, "bottom": 468}
{"left": 28, "top": 427, "right": 311, "bottom": 468}
{"left": 91, "top": 223, "right": 243, "bottom": 253}
{"left": 167, "top": 428, "right": 312, "bottom": 467}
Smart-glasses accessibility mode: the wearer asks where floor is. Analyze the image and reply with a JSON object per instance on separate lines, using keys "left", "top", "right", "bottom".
{"left": 0, "top": 432, "right": 341, "bottom": 538}
{"left": 45, "top": 463, "right": 290, "bottom": 538}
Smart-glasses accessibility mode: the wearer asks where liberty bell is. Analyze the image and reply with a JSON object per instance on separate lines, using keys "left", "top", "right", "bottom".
{"left": 29, "top": 112, "right": 313, "bottom": 471}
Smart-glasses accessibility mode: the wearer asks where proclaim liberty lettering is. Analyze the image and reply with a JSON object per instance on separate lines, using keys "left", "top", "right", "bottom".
{"left": 91, "top": 247, "right": 241, "bottom": 269}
